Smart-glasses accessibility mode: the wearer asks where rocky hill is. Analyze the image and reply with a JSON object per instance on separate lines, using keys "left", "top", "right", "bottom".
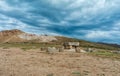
{"left": 0, "top": 29, "right": 57, "bottom": 43}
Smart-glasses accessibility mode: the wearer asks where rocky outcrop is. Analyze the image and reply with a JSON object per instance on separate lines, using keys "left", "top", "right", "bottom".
{"left": 0, "top": 29, "right": 24, "bottom": 36}
{"left": 18, "top": 33, "right": 57, "bottom": 42}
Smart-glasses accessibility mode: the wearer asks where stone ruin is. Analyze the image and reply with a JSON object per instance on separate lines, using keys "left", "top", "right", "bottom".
{"left": 40, "top": 42, "right": 87, "bottom": 53}
{"left": 41, "top": 47, "right": 64, "bottom": 54}
{"left": 63, "top": 42, "right": 86, "bottom": 53}
{"left": 63, "top": 42, "right": 79, "bottom": 49}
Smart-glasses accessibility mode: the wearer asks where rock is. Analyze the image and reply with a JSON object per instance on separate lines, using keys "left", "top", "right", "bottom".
{"left": 59, "top": 47, "right": 64, "bottom": 52}
{"left": 75, "top": 47, "right": 81, "bottom": 53}
{"left": 46, "top": 47, "right": 59, "bottom": 54}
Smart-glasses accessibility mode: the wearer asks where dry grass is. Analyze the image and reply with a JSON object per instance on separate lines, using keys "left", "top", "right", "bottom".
{"left": 0, "top": 47, "right": 120, "bottom": 76}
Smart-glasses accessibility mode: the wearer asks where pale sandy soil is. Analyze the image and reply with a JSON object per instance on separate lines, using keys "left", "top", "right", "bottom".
{"left": 0, "top": 48, "right": 120, "bottom": 76}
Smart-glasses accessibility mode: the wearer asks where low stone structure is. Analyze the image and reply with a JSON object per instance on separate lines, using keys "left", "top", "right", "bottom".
{"left": 63, "top": 42, "right": 83, "bottom": 53}
{"left": 63, "top": 42, "right": 79, "bottom": 49}
{"left": 42, "top": 42, "right": 87, "bottom": 53}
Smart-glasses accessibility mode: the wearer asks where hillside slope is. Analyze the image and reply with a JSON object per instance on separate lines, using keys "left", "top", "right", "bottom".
{"left": 0, "top": 29, "right": 120, "bottom": 50}
{"left": 55, "top": 36, "right": 120, "bottom": 50}
{"left": 0, "top": 29, "right": 57, "bottom": 43}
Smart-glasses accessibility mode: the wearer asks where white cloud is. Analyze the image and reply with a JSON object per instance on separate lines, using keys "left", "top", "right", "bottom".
{"left": 85, "top": 31, "right": 111, "bottom": 39}
{"left": 47, "top": 0, "right": 74, "bottom": 7}
{"left": 0, "top": 0, "right": 14, "bottom": 11}
{"left": 0, "top": 0, "right": 30, "bottom": 12}
{"left": 64, "top": 0, "right": 120, "bottom": 25}
{"left": 113, "top": 21, "right": 120, "bottom": 30}
{"left": 84, "top": 29, "right": 120, "bottom": 43}
{"left": 0, "top": 14, "right": 28, "bottom": 30}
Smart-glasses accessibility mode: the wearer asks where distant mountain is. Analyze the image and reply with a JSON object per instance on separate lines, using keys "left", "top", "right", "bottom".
{"left": 97, "top": 42, "right": 120, "bottom": 48}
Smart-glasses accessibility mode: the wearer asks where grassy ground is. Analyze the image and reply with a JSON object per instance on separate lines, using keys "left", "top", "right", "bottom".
{"left": 0, "top": 43, "right": 120, "bottom": 60}
{"left": 88, "top": 51, "right": 120, "bottom": 60}
{"left": 0, "top": 43, "right": 61, "bottom": 50}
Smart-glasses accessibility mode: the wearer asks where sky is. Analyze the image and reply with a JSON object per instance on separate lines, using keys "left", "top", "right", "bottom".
{"left": 0, "top": 0, "right": 120, "bottom": 44}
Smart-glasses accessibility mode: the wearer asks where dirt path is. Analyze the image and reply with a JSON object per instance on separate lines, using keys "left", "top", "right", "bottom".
{"left": 0, "top": 48, "right": 120, "bottom": 76}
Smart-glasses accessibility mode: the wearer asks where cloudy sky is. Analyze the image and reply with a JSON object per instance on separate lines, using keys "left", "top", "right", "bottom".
{"left": 0, "top": 0, "right": 120, "bottom": 44}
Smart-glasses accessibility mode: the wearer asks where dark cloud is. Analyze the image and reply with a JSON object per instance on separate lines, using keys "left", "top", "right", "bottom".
{"left": 0, "top": 0, "right": 120, "bottom": 44}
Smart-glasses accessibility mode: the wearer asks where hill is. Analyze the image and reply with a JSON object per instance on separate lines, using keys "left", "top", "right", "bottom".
{"left": 0, "top": 29, "right": 120, "bottom": 50}
{"left": 0, "top": 29, "right": 57, "bottom": 43}
{"left": 55, "top": 36, "right": 120, "bottom": 50}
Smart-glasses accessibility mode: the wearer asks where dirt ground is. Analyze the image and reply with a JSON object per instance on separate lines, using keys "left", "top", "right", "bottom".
{"left": 0, "top": 48, "right": 120, "bottom": 76}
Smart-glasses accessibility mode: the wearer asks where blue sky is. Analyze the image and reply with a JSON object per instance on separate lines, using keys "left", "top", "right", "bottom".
{"left": 0, "top": 0, "right": 120, "bottom": 44}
